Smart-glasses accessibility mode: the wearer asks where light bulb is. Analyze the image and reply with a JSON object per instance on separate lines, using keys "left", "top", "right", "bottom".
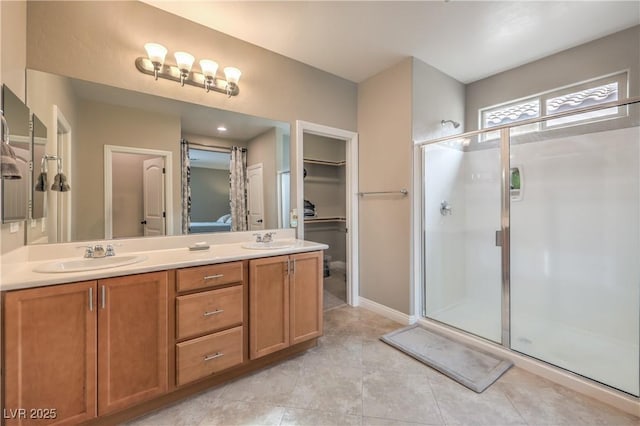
{"left": 199, "top": 59, "right": 219, "bottom": 79}
{"left": 144, "top": 43, "right": 167, "bottom": 66}
{"left": 175, "top": 52, "right": 195, "bottom": 73}
{"left": 224, "top": 67, "right": 242, "bottom": 85}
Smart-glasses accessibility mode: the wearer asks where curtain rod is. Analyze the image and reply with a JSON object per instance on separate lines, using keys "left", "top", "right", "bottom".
{"left": 186, "top": 142, "right": 232, "bottom": 153}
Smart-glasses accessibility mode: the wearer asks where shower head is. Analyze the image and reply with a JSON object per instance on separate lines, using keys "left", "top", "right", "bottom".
{"left": 441, "top": 119, "right": 460, "bottom": 129}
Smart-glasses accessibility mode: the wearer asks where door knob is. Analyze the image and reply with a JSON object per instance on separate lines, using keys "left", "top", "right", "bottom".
{"left": 257, "top": 219, "right": 263, "bottom": 223}
{"left": 141, "top": 220, "right": 147, "bottom": 225}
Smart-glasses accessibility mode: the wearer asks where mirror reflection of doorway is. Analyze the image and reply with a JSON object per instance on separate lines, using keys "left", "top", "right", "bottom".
{"left": 111, "top": 152, "right": 166, "bottom": 239}
{"left": 104, "top": 145, "right": 173, "bottom": 240}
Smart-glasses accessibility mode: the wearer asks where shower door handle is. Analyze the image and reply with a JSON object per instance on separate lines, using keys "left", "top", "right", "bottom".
{"left": 495, "top": 230, "right": 503, "bottom": 247}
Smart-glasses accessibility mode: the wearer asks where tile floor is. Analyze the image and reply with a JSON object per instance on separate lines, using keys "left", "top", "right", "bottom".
{"left": 323, "top": 269, "right": 347, "bottom": 311}
{"left": 128, "top": 306, "right": 639, "bottom": 426}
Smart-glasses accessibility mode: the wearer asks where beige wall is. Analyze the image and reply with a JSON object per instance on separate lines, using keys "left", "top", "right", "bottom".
{"left": 357, "top": 56, "right": 465, "bottom": 315}
{"left": 0, "top": 0, "right": 27, "bottom": 255}
{"left": 413, "top": 59, "right": 466, "bottom": 141}
{"left": 303, "top": 133, "right": 346, "bottom": 163}
{"left": 247, "top": 128, "right": 278, "bottom": 229}
{"left": 357, "top": 57, "right": 414, "bottom": 314}
{"left": 112, "top": 152, "right": 156, "bottom": 239}
{"left": 74, "top": 99, "right": 181, "bottom": 241}
{"left": 465, "top": 25, "right": 640, "bottom": 131}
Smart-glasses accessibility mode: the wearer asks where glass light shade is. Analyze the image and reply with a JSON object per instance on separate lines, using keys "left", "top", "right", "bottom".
{"left": 144, "top": 43, "right": 167, "bottom": 65}
{"left": 199, "top": 59, "right": 219, "bottom": 79}
{"left": 224, "top": 67, "right": 242, "bottom": 85}
{"left": 175, "top": 51, "right": 195, "bottom": 72}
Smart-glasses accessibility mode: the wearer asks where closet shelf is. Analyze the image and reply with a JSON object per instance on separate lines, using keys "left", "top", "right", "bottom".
{"left": 303, "top": 158, "right": 346, "bottom": 166}
{"left": 304, "top": 216, "right": 346, "bottom": 224}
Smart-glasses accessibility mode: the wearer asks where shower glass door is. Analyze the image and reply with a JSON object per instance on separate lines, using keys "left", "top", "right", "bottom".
{"left": 423, "top": 137, "right": 503, "bottom": 343}
{"left": 509, "top": 102, "right": 640, "bottom": 396}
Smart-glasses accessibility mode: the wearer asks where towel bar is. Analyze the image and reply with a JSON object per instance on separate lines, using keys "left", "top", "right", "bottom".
{"left": 358, "top": 189, "right": 408, "bottom": 196}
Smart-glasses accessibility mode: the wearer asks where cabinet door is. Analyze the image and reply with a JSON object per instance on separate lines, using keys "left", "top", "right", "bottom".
{"left": 97, "top": 271, "right": 168, "bottom": 415}
{"left": 249, "top": 255, "right": 290, "bottom": 359}
{"left": 290, "top": 251, "right": 323, "bottom": 345}
{"left": 4, "top": 281, "right": 97, "bottom": 426}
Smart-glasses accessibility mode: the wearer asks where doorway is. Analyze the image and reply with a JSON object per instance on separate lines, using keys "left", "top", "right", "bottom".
{"left": 104, "top": 145, "right": 173, "bottom": 239}
{"left": 295, "top": 121, "right": 359, "bottom": 310}
{"left": 247, "top": 163, "right": 265, "bottom": 230}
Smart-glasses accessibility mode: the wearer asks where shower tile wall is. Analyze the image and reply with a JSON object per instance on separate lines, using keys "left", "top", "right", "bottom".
{"left": 510, "top": 126, "right": 640, "bottom": 396}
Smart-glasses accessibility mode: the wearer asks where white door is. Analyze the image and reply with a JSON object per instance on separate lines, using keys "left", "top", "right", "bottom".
{"left": 142, "top": 157, "right": 166, "bottom": 236}
{"left": 247, "top": 163, "right": 265, "bottom": 230}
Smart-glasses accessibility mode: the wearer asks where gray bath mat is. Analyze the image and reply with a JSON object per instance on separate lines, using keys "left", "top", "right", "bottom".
{"left": 381, "top": 324, "right": 512, "bottom": 393}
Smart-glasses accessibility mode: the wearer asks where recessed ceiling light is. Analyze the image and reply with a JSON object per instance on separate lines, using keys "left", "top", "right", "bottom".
{"left": 217, "top": 126, "right": 227, "bottom": 132}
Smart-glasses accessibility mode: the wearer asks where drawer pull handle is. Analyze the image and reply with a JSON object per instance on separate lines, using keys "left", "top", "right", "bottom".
{"left": 204, "top": 352, "right": 224, "bottom": 361}
{"left": 203, "top": 309, "right": 224, "bottom": 317}
{"left": 204, "top": 274, "right": 224, "bottom": 280}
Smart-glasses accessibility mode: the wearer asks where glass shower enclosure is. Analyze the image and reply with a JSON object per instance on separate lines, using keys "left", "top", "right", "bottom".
{"left": 421, "top": 99, "right": 640, "bottom": 396}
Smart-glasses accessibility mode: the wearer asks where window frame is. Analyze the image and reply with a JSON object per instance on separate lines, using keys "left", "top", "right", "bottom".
{"left": 478, "top": 71, "right": 629, "bottom": 142}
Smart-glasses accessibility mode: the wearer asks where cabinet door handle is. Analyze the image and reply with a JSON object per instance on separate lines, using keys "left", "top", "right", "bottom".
{"left": 203, "top": 309, "right": 224, "bottom": 317}
{"left": 89, "top": 287, "right": 94, "bottom": 312}
{"left": 204, "top": 274, "right": 224, "bottom": 280}
{"left": 286, "top": 259, "right": 291, "bottom": 275}
{"left": 101, "top": 285, "right": 106, "bottom": 309}
{"left": 204, "top": 352, "right": 224, "bottom": 361}
{"left": 292, "top": 259, "right": 296, "bottom": 274}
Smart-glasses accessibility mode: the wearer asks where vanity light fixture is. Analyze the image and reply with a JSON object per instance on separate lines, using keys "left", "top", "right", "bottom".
{"left": 136, "top": 43, "right": 241, "bottom": 97}
{"left": 200, "top": 59, "right": 219, "bottom": 92}
{"left": 217, "top": 126, "right": 227, "bottom": 132}
{"left": 174, "top": 51, "right": 195, "bottom": 86}
{"left": 143, "top": 43, "right": 168, "bottom": 81}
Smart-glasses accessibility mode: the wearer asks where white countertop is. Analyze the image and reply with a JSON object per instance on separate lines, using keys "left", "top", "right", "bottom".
{"left": 1, "top": 239, "right": 328, "bottom": 292}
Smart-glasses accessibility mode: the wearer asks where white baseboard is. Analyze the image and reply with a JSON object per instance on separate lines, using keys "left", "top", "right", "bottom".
{"left": 358, "top": 296, "right": 418, "bottom": 325}
{"left": 417, "top": 318, "right": 640, "bottom": 418}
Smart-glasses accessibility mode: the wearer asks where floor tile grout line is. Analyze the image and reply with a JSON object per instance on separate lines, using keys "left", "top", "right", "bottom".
{"left": 425, "top": 373, "right": 448, "bottom": 426}
{"left": 501, "top": 387, "right": 531, "bottom": 426}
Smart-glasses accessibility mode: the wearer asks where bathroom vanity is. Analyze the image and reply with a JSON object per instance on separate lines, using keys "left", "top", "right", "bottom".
{"left": 1, "top": 238, "right": 325, "bottom": 425}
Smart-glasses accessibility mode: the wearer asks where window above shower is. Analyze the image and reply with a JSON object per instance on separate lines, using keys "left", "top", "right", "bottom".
{"left": 479, "top": 71, "right": 628, "bottom": 142}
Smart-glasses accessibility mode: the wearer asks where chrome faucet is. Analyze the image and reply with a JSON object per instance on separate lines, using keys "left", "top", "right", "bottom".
{"left": 263, "top": 232, "right": 275, "bottom": 243}
{"left": 253, "top": 232, "right": 275, "bottom": 243}
{"left": 79, "top": 243, "right": 115, "bottom": 258}
{"left": 93, "top": 244, "right": 106, "bottom": 258}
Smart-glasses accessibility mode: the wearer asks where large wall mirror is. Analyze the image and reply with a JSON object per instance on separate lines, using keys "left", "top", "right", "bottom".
{"left": 26, "top": 69, "right": 291, "bottom": 245}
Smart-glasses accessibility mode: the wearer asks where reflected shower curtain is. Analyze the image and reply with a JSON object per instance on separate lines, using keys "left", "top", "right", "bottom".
{"left": 230, "top": 146, "right": 248, "bottom": 231}
{"left": 181, "top": 139, "right": 191, "bottom": 234}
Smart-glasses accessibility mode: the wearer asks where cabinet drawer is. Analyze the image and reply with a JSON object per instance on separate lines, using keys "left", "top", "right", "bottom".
{"left": 176, "top": 326, "right": 243, "bottom": 386}
{"left": 176, "top": 285, "right": 243, "bottom": 340}
{"left": 177, "top": 261, "right": 244, "bottom": 292}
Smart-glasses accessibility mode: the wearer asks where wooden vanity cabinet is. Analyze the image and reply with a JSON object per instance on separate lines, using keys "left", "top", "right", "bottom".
{"left": 2, "top": 271, "right": 169, "bottom": 424}
{"left": 2, "top": 251, "right": 322, "bottom": 425}
{"left": 3, "top": 281, "right": 97, "bottom": 426}
{"left": 97, "top": 271, "right": 169, "bottom": 415}
{"left": 175, "top": 261, "right": 248, "bottom": 387}
{"left": 249, "top": 251, "right": 323, "bottom": 359}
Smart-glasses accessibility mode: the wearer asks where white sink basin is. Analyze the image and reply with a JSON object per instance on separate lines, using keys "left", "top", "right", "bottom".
{"left": 34, "top": 255, "right": 147, "bottom": 273}
{"left": 242, "top": 241, "right": 296, "bottom": 250}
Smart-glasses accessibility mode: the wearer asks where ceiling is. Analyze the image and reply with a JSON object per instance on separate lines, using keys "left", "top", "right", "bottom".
{"left": 70, "top": 77, "right": 289, "bottom": 141}
{"left": 141, "top": 1, "right": 640, "bottom": 84}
